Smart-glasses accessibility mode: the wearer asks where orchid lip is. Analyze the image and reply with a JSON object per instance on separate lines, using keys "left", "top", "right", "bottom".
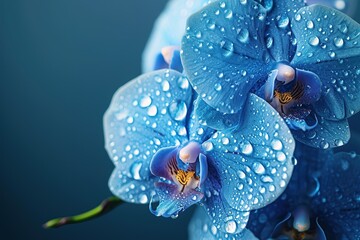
{"left": 149, "top": 142, "right": 209, "bottom": 218}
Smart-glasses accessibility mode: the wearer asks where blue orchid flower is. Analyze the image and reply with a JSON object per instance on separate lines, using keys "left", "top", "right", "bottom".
{"left": 181, "top": 0, "right": 360, "bottom": 149}
{"left": 103, "top": 68, "right": 295, "bottom": 234}
{"left": 246, "top": 148, "right": 360, "bottom": 240}
{"left": 142, "top": 0, "right": 214, "bottom": 73}
{"left": 307, "top": 0, "right": 358, "bottom": 16}
{"left": 189, "top": 207, "right": 259, "bottom": 240}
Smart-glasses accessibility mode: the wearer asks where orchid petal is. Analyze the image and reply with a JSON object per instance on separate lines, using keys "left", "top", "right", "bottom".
{"left": 189, "top": 207, "right": 259, "bottom": 240}
{"left": 194, "top": 96, "right": 240, "bottom": 131}
{"left": 202, "top": 181, "right": 251, "bottom": 234}
{"left": 313, "top": 152, "right": 360, "bottom": 239}
{"left": 150, "top": 146, "right": 178, "bottom": 181}
{"left": 306, "top": 0, "right": 357, "bottom": 16}
{"left": 149, "top": 182, "right": 203, "bottom": 218}
{"left": 199, "top": 153, "right": 208, "bottom": 188}
{"left": 291, "top": 5, "right": 360, "bottom": 120}
{"left": 205, "top": 94, "right": 295, "bottom": 212}
{"left": 291, "top": 117, "right": 350, "bottom": 149}
{"left": 142, "top": 0, "right": 213, "bottom": 72}
{"left": 104, "top": 70, "right": 193, "bottom": 201}
{"left": 257, "top": 0, "right": 306, "bottom": 61}
{"left": 181, "top": 0, "right": 272, "bottom": 114}
{"left": 108, "top": 167, "right": 154, "bottom": 204}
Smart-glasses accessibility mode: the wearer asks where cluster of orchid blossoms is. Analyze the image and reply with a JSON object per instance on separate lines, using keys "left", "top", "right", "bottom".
{"left": 104, "top": 0, "right": 360, "bottom": 239}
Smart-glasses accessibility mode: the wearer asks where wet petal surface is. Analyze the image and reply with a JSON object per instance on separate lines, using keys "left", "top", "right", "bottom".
{"left": 142, "top": 0, "right": 213, "bottom": 72}
{"left": 291, "top": 117, "right": 350, "bottom": 149}
{"left": 204, "top": 94, "right": 295, "bottom": 211}
{"left": 104, "top": 70, "right": 193, "bottom": 202}
{"left": 291, "top": 5, "right": 360, "bottom": 120}
{"left": 181, "top": 0, "right": 272, "bottom": 114}
{"left": 189, "top": 207, "right": 259, "bottom": 240}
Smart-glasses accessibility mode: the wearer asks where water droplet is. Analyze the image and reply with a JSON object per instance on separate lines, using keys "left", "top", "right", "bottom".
{"left": 277, "top": 16, "right": 289, "bottom": 28}
{"left": 130, "top": 161, "right": 143, "bottom": 180}
{"left": 169, "top": 100, "right": 187, "bottom": 121}
{"left": 239, "top": 0, "right": 247, "bottom": 5}
{"left": 240, "top": 141, "right": 253, "bottom": 155}
{"left": 266, "top": 37, "right": 273, "bottom": 48}
{"left": 237, "top": 170, "right": 246, "bottom": 179}
{"left": 225, "top": 220, "right": 237, "bottom": 234}
{"left": 237, "top": 29, "right": 249, "bottom": 43}
{"left": 211, "top": 225, "right": 217, "bottom": 235}
{"left": 147, "top": 105, "right": 158, "bottom": 117}
{"left": 220, "top": 40, "right": 234, "bottom": 57}
{"left": 261, "top": 175, "right": 273, "bottom": 183}
{"left": 253, "top": 162, "right": 265, "bottom": 175}
{"left": 140, "top": 95, "right": 152, "bottom": 108}
{"left": 328, "top": 51, "right": 336, "bottom": 58}
{"left": 276, "top": 152, "right": 286, "bottom": 162}
{"left": 263, "top": 0, "right": 272, "bottom": 10}
{"left": 127, "top": 116, "right": 134, "bottom": 124}
{"left": 225, "top": 10, "right": 233, "bottom": 19}
{"left": 338, "top": 23, "right": 348, "bottom": 33}
{"left": 178, "top": 126, "right": 187, "bottom": 136}
{"left": 335, "top": 139, "right": 344, "bottom": 147}
{"left": 307, "top": 20, "right": 314, "bottom": 29}
{"left": 295, "top": 13, "right": 301, "bottom": 21}
{"left": 202, "top": 142, "right": 213, "bottom": 152}
{"left": 271, "top": 139, "right": 283, "bottom": 150}
{"left": 319, "top": 140, "right": 329, "bottom": 149}
{"left": 207, "top": 20, "right": 216, "bottom": 30}
{"left": 309, "top": 36, "right": 320, "bottom": 46}
{"left": 334, "top": 37, "right": 344, "bottom": 48}
{"left": 214, "top": 83, "right": 222, "bottom": 91}
{"left": 162, "top": 80, "right": 170, "bottom": 91}
{"left": 196, "top": 31, "right": 202, "bottom": 39}
{"left": 177, "top": 76, "right": 189, "bottom": 89}
{"left": 139, "top": 194, "right": 148, "bottom": 204}
{"left": 222, "top": 137, "right": 230, "bottom": 145}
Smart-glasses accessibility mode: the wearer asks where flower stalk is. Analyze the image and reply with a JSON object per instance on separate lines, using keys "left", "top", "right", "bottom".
{"left": 43, "top": 196, "right": 124, "bottom": 228}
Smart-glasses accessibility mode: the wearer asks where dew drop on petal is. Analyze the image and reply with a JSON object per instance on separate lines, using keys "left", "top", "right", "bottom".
{"left": 147, "top": 105, "right": 158, "bottom": 117}
{"left": 261, "top": 175, "right": 273, "bottom": 183}
{"left": 139, "top": 194, "right": 148, "bottom": 204}
{"left": 271, "top": 139, "right": 283, "bottom": 150}
{"left": 161, "top": 80, "right": 170, "bottom": 91}
{"left": 240, "top": 141, "right": 253, "bottom": 155}
{"left": 307, "top": 20, "right": 314, "bottom": 29}
{"left": 225, "top": 220, "right": 237, "bottom": 234}
{"left": 253, "top": 162, "right": 266, "bottom": 175}
{"left": 220, "top": 40, "right": 234, "bottom": 57}
{"left": 140, "top": 95, "right": 152, "bottom": 108}
{"left": 130, "top": 161, "right": 143, "bottom": 180}
{"left": 237, "top": 29, "right": 249, "bottom": 44}
{"left": 334, "top": 37, "right": 344, "bottom": 48}
{"left": 277, "top": 16, "right": 289, "bottom": 28}
{"left": 177, "top": 76, "right": 189, "bottom": 89}
{"left": 319, "top": 140, "right": 330, "bottom": 149}
{"left": 214, "top": 83, "right": 222, "bottom": 91}
{"left": 309, "top": 36, "right": 320, "bottom": 46}
{"left": 222, "top": 137, "right": 230, "bottom": 145}
{"left": 203, "top": 142, "right": 214, "bottom": 151}
{"left": 168, "top": 100, "right": 187, "bottom": 121}
{"left": 276, "top": 152, "right": 286, "bottom": 162}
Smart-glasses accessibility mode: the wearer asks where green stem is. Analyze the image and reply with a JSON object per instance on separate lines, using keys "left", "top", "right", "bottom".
{"left": 43, "top": 196, "right": 124, "bottom": 229}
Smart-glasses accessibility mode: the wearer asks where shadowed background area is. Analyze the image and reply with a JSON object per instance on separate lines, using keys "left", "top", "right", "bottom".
{"left": 0, "top": 1, "right": 360, "bottom": 239}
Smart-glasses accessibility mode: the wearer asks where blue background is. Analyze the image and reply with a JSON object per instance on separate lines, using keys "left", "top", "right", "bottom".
{"left": 1, "top": 1, "right": 360, "bottom": 239}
